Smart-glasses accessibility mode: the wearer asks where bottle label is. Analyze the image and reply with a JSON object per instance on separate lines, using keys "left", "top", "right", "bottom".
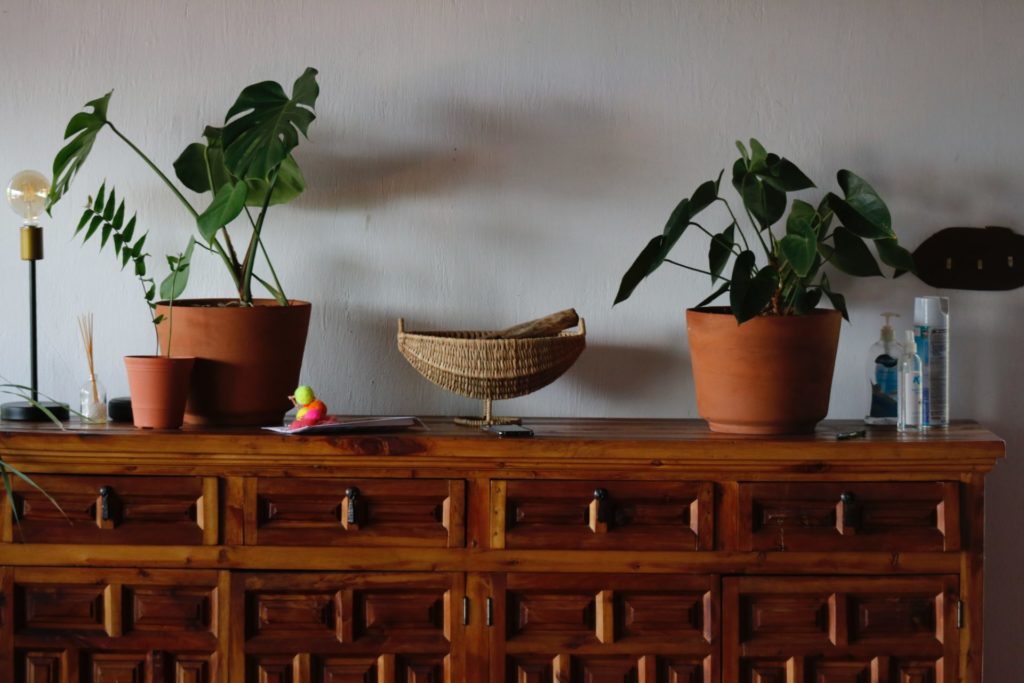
{"left": 916, "top": 326, "right": 949, "bottom": 427}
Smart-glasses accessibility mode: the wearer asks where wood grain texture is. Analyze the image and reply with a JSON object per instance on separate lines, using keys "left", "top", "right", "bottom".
{"left": 0, "top": 418, "right": 1003, "bottom": 682}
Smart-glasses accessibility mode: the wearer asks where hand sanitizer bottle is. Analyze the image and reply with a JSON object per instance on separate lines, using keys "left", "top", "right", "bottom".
{"left": 898, "top": 330, "right": 923, "bottom": 432}
{"left": 865, "top": 312, "right": 901, "bottom": 425}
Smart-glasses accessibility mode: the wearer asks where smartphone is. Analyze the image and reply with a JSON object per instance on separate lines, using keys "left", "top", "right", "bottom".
{"left": 482, "top": 424, "right": 534, "bottom": 438}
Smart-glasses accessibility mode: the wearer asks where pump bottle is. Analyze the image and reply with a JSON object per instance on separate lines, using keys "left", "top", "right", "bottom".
{"left": 865, "top": 312, "right": 901, "bottom": 425}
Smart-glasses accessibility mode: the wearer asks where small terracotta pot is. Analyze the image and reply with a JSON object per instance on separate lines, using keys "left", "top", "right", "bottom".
{"left": 123, "top": 356, "right": 195, "bottom": 429}
{"left": 154, "top": 299, "right": 311, "bottom": 426}
{"left": 686, "top": 307, "right": 842, "bottom": 435}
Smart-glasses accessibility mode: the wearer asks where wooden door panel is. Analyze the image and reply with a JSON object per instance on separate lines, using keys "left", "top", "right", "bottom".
{"left": 6, "top": 474, "right": 216, "bottom": 546}
{"left": 236, "top": 572, "right": 462, "bottom": 683}
{"left": 724, "top": 576, "right": 958, "bottom": 683}
{"left": 494, "top": 574, "right": 717, "bottom": 683}
{"left": 3, "top": 568, "right": 224, "bottom": 683}
{"left": 251, "top": 478, "right": 464, "bottom": 549}
{"left": 495, "top": 480, "right": 713, "bottom": 551}
{"left": 735, "top": 482, "right": 959, "bottom": 552}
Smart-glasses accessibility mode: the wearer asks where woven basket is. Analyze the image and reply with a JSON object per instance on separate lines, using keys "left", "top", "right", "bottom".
{"left": 397, "top": 318, "right": 586, "bottom": 425}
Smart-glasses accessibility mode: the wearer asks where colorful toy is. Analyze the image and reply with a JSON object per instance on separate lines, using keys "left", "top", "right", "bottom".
{"left": 288, "top": 385, "right": 331, "bottom": 429}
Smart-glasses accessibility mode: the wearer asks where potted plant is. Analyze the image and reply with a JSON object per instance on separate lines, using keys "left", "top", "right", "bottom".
{"left": 71, "top": 187, "right": 194, "bottom": 428}
{"left": 45, "top": 68, "right": 320, "bottom": 425}
{"left": 614, "top": 139, "right": 914, "bottom": 434}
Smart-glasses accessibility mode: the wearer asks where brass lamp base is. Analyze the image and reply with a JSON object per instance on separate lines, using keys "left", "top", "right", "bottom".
{"left": 1, "top": 401, "right": 69, "bottom": 422}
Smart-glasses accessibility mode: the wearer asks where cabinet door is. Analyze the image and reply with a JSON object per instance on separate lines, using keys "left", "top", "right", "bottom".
{"left": 724, "top": 576, "right": 959, "bottom": 683}
{"left": 0, "top": 566, "right": 225, "bottom": 683}
{"left": 489, "top": 573, "right": 718, "bottom": 682}
{"left": 233, "top": 572, "right": 464, "bottom": 683}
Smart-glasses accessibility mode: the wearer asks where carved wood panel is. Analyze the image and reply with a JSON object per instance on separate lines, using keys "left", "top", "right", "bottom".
{"left": 735, "top": 482, "right": 959, "bottom": 552}
{"left": 233, "top": 572, "right": 463, "bottom": 683}
{"left": 494, "top": 480, "right": 713, "bottom": 551}
{"left": 724, "top": 576, "right": 959, "bottom": 683}
{"left": 250, "top": 478, "right": 464, "bottom": 548}
{"left": 4, "top": 474, "right": 216, "bottom": 546}
{"left": 1, "top": 567, "right": 224, "bottom": 683}
{"left": 492, "top": 573, "right": 717, "bottom": 682}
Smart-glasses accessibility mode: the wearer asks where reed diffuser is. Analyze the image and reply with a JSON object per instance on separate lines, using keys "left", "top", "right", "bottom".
{"left": 77, "top": 313, "right": 107, "bottom": 422}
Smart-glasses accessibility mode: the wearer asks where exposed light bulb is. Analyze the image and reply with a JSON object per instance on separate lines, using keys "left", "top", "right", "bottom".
{"left": 7, "top": 170, "right": 50, "bottom": 224}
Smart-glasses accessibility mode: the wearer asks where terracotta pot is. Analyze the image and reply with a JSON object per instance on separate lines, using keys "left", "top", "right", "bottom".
{"left": 154, "top": 299, "right": 311, "bottom": 426}
{"left": 686, "top": 307, "right": 842, "bottom": 435}
{"left": 123, "top": 356, "right": 195, "bottom": 429}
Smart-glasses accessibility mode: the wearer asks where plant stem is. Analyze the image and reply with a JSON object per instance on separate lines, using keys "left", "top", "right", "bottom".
{"left": 664, "top": 258, "right": 713, "bottom": 276}
{"left": 717, "top": 199, "right": 751, "bottom": 252}
{"left": 107, "top": 122, "right": 243, "bottom": 299}
{"left": 167, "top": 268, "right": 179, "bottom": 358}
{"left": 241, "top": 173, "right": 279, "bottom": 304}
{"left": 107, "top": 123, "right": 198, "bottom": 219}
{"left": 742, "top": 202, "right": 772, "bottom": 259}
{"left": 244, "top": 207, "right": 288, "bottom": 304}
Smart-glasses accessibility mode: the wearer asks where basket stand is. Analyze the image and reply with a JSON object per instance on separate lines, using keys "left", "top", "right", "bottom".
{"left": 454, "top": 398, "right": 521, "bottom": 427}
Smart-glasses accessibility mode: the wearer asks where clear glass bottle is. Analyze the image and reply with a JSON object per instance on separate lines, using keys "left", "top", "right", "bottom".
{"left": 79, "top": 374, "right": 108, "bottom": 423}
{"left": 897, "top": 330, "right": 922, "bottom": 432}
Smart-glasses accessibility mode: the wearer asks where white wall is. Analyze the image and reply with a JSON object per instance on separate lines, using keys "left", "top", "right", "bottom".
{"left": 1, "top": 0, "right": 1021, "bottom": 670}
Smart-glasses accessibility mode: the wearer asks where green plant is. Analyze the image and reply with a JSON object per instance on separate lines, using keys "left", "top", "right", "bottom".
{"left": 46, "top": 68, "right": 320, "bottom": 307}
{"left": 75, "top": 184, "right": 193, "bottom": 353}
{"left": 614, "top": 139, "right": 914, "bottom": 323}
{"left": 0, "top": 380, "right": 69, "bottom": 526}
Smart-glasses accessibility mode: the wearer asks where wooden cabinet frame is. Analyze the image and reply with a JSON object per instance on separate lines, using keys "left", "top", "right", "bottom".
{"left": 0, "top": 418, "right": 1004, "bottom": 682}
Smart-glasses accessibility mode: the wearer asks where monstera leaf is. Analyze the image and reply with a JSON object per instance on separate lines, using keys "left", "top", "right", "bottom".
{"left": 47, "top": 92, "right": 111, "bottom": 213}
{"left": 222, "top": 67, "right": 319, "bottom": 180}
{"left": 174, "top": 127, "right": 305, "bottom": 207}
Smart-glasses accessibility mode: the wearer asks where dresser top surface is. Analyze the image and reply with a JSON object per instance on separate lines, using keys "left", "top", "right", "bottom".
{"left": 0, "top": 417, "right": 1004, "bottom": 478}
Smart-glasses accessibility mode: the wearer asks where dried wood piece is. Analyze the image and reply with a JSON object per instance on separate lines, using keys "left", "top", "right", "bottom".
{"left": 483, "top": 308, "right": 580, "bottom": 339}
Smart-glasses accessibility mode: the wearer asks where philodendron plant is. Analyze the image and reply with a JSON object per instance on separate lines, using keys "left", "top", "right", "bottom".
{"left": 45, "top": 68, "right": 320, "bottom": 307}
{"left": 614, "top": 139, "right": 914, "bottom": 322}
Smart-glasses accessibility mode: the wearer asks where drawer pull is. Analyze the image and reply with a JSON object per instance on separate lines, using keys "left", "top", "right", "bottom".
{"left": 342, "top": 487, "right": 362, "bottom": 530}
{"left": 96, "top": 486, "right": 117, "bottom": 529}
{"left": 836, "top": 491, "right": 860, "bottom": 535}
{"left": 588, "top": 488, "right": 611, "bottom": 534}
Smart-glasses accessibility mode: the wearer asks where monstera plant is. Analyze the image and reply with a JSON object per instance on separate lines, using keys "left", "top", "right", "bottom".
{"left": 44, "top": 69, "right": 321, "bottom": 426}
{"left": 46, "top": 67, "right": 320, "bottom": 306}
{"left": 614, "top": 139, "right": 913, "bottom": 435}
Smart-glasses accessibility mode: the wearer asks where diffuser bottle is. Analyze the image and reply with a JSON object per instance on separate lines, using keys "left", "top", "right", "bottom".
{"left": 79, "top": 374, "right": 108, "bottom": 423}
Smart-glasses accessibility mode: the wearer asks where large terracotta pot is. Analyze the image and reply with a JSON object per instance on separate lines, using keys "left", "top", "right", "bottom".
{"left": 123, "top": 356, "right": 195, "bottom": 429}
{"left": 155, "top": 299, "right": 311, "bottom": 426}
{"left": 686, "top": 307, "right": 842, "bottom": 435}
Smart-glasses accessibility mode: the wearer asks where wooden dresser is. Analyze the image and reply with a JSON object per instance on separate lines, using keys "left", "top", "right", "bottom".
{"left": 0, "top": 419, "right": 1004, "bottom": 683}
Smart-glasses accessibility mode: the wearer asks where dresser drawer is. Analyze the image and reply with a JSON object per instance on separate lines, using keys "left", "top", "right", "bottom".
{"left": 493, "top": 480, "right": 713, "bottom": 550}
{"left": 4, "top": 474, "right": 216, "bottom": 545}
{"left": 248, "top": 477, "right": 465, "bottom": 547}
{"left": 736, "top": 481, "right": 959, "bottom": 552}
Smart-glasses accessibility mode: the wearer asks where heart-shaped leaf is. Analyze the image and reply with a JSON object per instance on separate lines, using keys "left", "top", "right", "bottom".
{"left": 730, "top": 252, "right": 778, "bottom": 322}
{"left": 196, "top": 181, "right": 248, "bottom": 242}
{"left": 819, "top": 273, "right": 849, "bottom": 320}
{"left": 741, "top": 172, "right": 787, "bottom": 229}
{"left": 709, "top": 223, "right": 735, "bottom": 283}
{"left": 828, "top": 170, "right": 894, "bottom": 239}
{"left": 875, "top": 237, "right": 916, "bottom": 275}
{"left": 223, "top": 67, "right": 319, "bottom": 180}
{"left": 159, "top": 238, "right": 196, "bottom": 301}
{"left": 829, "top": 226, "right": 883, "bottom": 277}
{"left": 47, "top": 92, "right": 111, "bottom": 213}
{"left": 614, "top": 235, "right": 664, "bottom": 305}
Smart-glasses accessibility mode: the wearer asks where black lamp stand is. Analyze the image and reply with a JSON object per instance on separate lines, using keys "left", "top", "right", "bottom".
{"left": 1, "top": 225, "right": 69, "bottom": 421}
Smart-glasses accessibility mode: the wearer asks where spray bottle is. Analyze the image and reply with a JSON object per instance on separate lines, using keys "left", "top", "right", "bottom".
{"left": 914, "top": 296, "right": 950, "bottom": 428}
{"left": 865, "top": 312, "right": 902, "bottom": 425}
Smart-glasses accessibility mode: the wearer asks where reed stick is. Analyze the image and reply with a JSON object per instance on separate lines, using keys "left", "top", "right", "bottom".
{"left": 77, "top": 313, "right": 98, "bottom": 403}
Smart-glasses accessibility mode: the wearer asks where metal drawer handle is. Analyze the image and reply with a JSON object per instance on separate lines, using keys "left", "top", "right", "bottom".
{"left": 96, "top": 486, "right": 117, "bottom": 529}
{"left": 837, "top": 491, "right": 859, "bottom": 534}
{"left": 588, "top": 488, "right": 611, "bottom": 533}
{"left": 343, "top": 487, "right": 362, "bottom": 530}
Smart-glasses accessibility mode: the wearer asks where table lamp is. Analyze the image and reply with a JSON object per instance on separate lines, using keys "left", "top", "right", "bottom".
{"left": 1, "top": 170, "right": 69, "bottom": 421}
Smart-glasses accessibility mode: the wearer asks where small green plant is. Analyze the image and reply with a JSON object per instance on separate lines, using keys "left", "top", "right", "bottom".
{"left": 75, "top": 184, "right": 193, "bottom": 354}
{"left": 1, "top": 380, "right": 69, "bottom": 526}
{"left": 46, "top": 68, "right": 320, "bottom": 307}
{"left": 614, "top": 139, "right": 914, "bottom": 322}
